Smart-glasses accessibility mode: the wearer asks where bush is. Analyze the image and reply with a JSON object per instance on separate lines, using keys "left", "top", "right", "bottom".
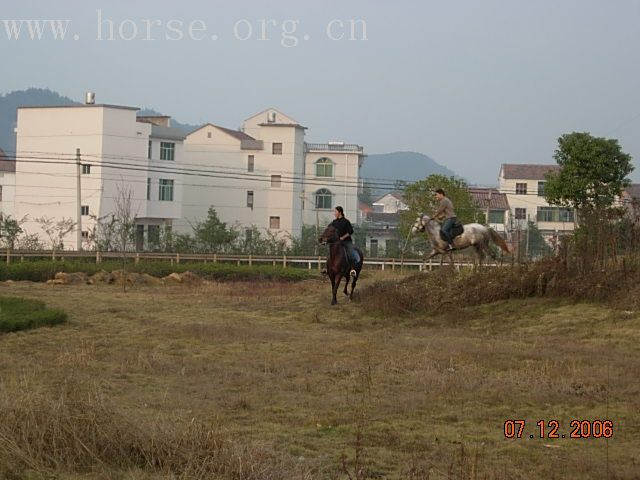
{"left": 358, "top": 259, "right": 640, "bottom": 316}
{"left": 0, "top": 296, "right": 67, "bottom": 333}
{"left": 0, "top": 260, "right": 311, "bottom": 283}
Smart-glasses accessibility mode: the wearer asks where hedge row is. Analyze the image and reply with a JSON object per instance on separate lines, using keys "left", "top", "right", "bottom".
{"left": 0, "top": 260, "right": 312, "bottom": 283}
{"left": 0, "top": 296, "right": 67, "bottom": 333}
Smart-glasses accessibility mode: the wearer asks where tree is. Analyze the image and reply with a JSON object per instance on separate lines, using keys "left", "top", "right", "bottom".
{"left": 399, "top": 174, "right": 482, "bottom": 236}
{"left": 36, "top": 216, "right": 76, "bottom": 257}
{"left": 0, "top": 214, "right": 25, "bottom": 249}
{"left": 544, "top": 132, "right": 634, "bottom": 269}
{"left": 192, "top": 207, "right": 237, "bottom": 253}
{"left": 545, "top": 132, "right": 633, "bottom": 214}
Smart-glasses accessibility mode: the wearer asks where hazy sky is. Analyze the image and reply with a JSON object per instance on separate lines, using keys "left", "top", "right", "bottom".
{"left": 2, "top": 0, "right": 640, "bottom": 184}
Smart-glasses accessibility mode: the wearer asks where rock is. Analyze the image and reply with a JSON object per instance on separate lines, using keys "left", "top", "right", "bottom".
{"left": 162, "top": 271, "right": 201, "bottom": 285}
{"left": 53, "top": 272, "right": 89, "bottom": 285}
{"left": 163, "top": 272, "right": 183, "bottom": 283}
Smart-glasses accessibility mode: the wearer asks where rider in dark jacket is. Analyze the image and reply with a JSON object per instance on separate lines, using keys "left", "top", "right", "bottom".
{"left": 330, "top": 206, "right": 361, "bottom": 277}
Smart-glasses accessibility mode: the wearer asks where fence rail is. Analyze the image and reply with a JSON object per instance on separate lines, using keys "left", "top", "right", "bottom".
{"left": 0, "top": 250, "right": 506, "bottom": 271}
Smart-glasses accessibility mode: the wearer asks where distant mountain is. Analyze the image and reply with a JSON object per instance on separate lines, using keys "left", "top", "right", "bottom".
{"left": 360, "top": 151, "right": 458, "bottom": 193}
{"left": 0, "top": 88, "right": 199, "bottom": 155}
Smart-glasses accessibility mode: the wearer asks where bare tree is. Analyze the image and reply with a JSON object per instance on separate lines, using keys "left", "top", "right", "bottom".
{"left": 35, "top": 216, "right": 76, "bottom": 259}
{"left": 113, "top": 183, "right": 138, "bottom": 292}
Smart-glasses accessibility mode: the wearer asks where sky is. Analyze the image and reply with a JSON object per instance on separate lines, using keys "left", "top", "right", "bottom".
{"left": 2, "top": 0, "right": 640, "bottom": 185}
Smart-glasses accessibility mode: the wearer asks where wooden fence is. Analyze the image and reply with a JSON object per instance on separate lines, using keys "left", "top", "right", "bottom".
{"left": 0, "top": 250, "right": 506, "bottom": 271}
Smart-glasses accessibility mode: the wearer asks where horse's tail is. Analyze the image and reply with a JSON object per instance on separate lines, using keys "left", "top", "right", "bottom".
{"left": 489, "top": 228, "right": 511, "bottom": 254}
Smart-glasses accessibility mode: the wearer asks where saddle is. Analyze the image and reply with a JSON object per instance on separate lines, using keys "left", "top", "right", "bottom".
{"left": 439, "top": 221, "right": 464, "bottom": 242}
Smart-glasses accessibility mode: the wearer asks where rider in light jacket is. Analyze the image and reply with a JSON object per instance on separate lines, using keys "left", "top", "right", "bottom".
{"left": 434, "top": 188, "right": 458, "bottom": 251}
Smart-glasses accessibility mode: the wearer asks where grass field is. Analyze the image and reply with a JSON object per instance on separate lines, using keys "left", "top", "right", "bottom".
{"left": 0, "top": 272, "right": 638, "bottom": 479}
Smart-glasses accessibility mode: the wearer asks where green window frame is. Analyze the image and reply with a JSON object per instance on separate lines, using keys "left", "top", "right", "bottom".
{"left": 315, "top": 157, "right": 334, "bottom": 177}
{"left": 315, "top": 188, "right": 333, "bottom": 209}
{"left": 160, "top": 142, "right": 175, "bottom": 161}
{"left": 158, "top": 179, "right": 174, "bottom": 201}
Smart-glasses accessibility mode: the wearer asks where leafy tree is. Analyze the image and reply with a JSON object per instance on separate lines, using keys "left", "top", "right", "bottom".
{"left": 545, "top": 132, "right": 633, "bottom": 214}
{"left": 36, "top": 216, "right": 76, "bottom": 256}
{"left": 288, "top": 225, "right": 319, "bottom": 256}
{"left": 192, "top": 207, "right": 237, "bottom": 253}
{"left": 544, "top": 132, "right": 634, "bottom": 269}
{"left": 518, "top": 221, "right": 552, "bottom": 260}
{"left": 399, "top": 174, "right": 482, "bottom": 236}
{"left": 0, "top": 214, "right": 25, "bottom": 249}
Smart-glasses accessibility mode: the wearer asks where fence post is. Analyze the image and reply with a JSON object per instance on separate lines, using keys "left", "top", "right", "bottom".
{"left": 249, "top": 255, "right": 253, "bottom": 267}
{"left": 283, "top": 255, "right": 287, "bottom": 268}
{"left": 213, "top": 253, "right": 217, "bottom": 264}
{"left": 135, "top": 253, "right": 140, "bottom": 265}
{"left": 392, "top": 258, "right": 395, "bottom": 271}
{"left": 317, "top": 256, "right": 322, "bottom": 271}
{"left": 176, "top": 253, "right": 180, "bottom": 265}
{"left": 6, "top": 248, "right": 9, "bottom": 265}
{"left": 381, "top": 261, "right": 385, "bottom": 271}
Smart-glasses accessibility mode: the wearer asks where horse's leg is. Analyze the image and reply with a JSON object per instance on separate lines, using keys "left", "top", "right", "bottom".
{"left": 343, "top": 274, "right": 350, "bottom": 296}
{"left": 332, "top": 273, "right": 342, "bottom": 305}
{"left": 349, "top": 272, "right": 358, "bottom": 301}
{"left": 330, "top": 274, "right": 337, "bottom": 305}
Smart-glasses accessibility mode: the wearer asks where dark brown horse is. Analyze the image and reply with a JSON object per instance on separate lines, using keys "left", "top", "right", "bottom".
{"left": 319, "top": 225, "right": 364, "bottom": 305}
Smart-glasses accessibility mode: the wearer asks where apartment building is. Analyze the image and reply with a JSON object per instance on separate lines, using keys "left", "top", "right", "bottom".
{"left": 14, "top": 98, "right": 184, "bottom": 250}
{"left": 0, "top": 148, "right": 16, "bottom": 218}
{"left": 468, "top": 187, "right": 510, "bottom": 234}
{"left": 498, "top": 164, "right": 575, "bottom": 236}
{"left": 181, "top": 108, "right": 365, "bottom": 240}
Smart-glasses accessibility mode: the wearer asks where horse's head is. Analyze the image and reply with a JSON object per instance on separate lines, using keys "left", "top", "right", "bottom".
{"left": 319, "top": 225, "right": 339, "bottom": 245}
{"left": 411, "top": 214, "right": 429, "bottom": 234}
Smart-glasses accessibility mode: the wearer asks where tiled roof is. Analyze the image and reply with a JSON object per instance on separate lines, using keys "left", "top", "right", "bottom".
{"left": 500, "top": 163, "right": 559, "bottom": 180}
{"left": 624, "top": 184, "right": 640, "bottom": 199}
{"left": 214, "top": 125, "right": 256, "bottom": 141}
{"left": 468, "top": 187, "right": 509, "bottom": 210}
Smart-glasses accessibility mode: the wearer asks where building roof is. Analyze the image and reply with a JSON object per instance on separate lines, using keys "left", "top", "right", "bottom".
{"left": 468, "top": 187, "right": 509, "bottom": 210}
{"left": 186, "top": 123, "right": 257, "bottom": 141}
{"left": 17, "top": 104, "right": 139, "bottom": 111}
{"left": 0, "top": 148, "right": 16, "bottom": 173}
{"left": 150, "top": 124, "right": 186, "bottom": 141}
{"left": 500, "top": 163, "right": 559, "bottom": 180}
{"left": 367, "top": 212, "right": 401, "bottom": 226}
{"left": 624, "top": 184, "right": 640, "bottom": 199}
{"left": 372, "top": 191, "right": 405, "bottom": 204}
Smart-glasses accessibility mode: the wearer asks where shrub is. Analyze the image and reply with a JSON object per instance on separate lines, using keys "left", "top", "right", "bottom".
{"left": 0, "top": 296, "right": 67, "bottom": 333}
{"left": 0, "top": 260, "right": 311, "bottom": 283}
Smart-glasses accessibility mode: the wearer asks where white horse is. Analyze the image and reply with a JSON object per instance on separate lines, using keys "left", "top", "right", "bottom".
{"left": 411, "top": 214, "right": 511, "bottom": 265}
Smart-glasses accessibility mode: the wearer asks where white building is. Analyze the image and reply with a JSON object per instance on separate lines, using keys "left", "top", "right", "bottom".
{"left": 180, "top": 108, "right": 364, "bottom": 240}
{"left": 372, "top": 192, "right": 407, "bottom": 213}
{"left": 468, "top": 187, "right": 510, "bottom": 234}
{"left": 498, "top": 164, "right": 575, "bottom": 237}
{"left": 0, "top": 148, "right": 16, "bottom": 218}
{"left": 14, "top": 99, "right": 184, "bottom": 250}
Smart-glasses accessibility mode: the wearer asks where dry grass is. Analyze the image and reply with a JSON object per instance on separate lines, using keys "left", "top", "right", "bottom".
{"left": 0, "top": 273, "right": 639, "bottom": 479}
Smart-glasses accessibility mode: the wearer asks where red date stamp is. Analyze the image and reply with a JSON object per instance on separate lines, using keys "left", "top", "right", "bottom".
{"left": 503, "top": 420, "right": 614, "bottom": 439}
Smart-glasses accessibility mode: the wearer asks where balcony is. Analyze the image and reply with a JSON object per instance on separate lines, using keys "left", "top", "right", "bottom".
{"left": 305, "top": 142, "right": 364, "bottom": 153}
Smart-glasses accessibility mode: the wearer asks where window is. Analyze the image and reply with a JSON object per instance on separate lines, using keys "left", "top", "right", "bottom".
{"left": 160, "top": 142, "right": 175, "bottom": 161}
{"left": 515, "top": 183, "right": 527, "bottom": 195}
{"left": 537, "top": 207, "right": 575, "bottom": 223}
{"left": 148, "top": 140, "right": 152, "bottom": 159}
{"left": 515, "top": 208, "right": 527, "bottom": 220}
{"left": 488, "top": 209, "right": 505, "bottom": 224}
{"left": 247, "top": 190, "right": 254, "bottom": 208}
{"left": 146, "top": 178, "right": 151, "bottom": 200}
{"left": 245, "top": 228, "right": 253, "bottom": 241}
{"left": 370, "top": 239, "right": 379, "bottom": 257}
{"left": 248, "top": 155, "right": 255, "bottom": 172}
{"left": 82, "top": 164, "right": 91, "bottom": 174}
{"left": 537, "top": 181, "right": 546, "bottom": 196}
{"left": 81, "top": 231, "right": 89, "bottom": 239}
{"left": 81, "top": 205, "right": 89, "bottom": 216}
{"left": 271, "top": 175, "right": 281, "bottom": 187}
{"left": 315, "top": 188, "right": 333, "bottom": 209}
{"left": 148, "top": 225, "right": 160, "bottom": 246}
{"left": 315, "top": 157, "right": 333, "bottom": 177}
{"left": 207, "top": 131, "right": 212, "bottom": 138}
{"left": 272, "top": 142, "right": 283, "bottom": 155}
{"left": 269, "top": 216, "right": 280, "bottom": 229}
{"left": 158, "top": 179, "right": 174, "bottom": 201}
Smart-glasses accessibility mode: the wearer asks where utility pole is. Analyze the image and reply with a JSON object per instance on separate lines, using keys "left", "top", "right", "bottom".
{"left": 76, "top": 148, "right": 82, "bottom": 251}
{"left": 525, "top": 214, "right": 530, "bottom": 260}
{"left": 486, "top": 189, "right": 492, "bottom": 225}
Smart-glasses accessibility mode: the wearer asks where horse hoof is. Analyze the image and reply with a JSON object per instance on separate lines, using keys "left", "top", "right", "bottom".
{"left": 331, "top": 300, "right": 337, "bottom": 306}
